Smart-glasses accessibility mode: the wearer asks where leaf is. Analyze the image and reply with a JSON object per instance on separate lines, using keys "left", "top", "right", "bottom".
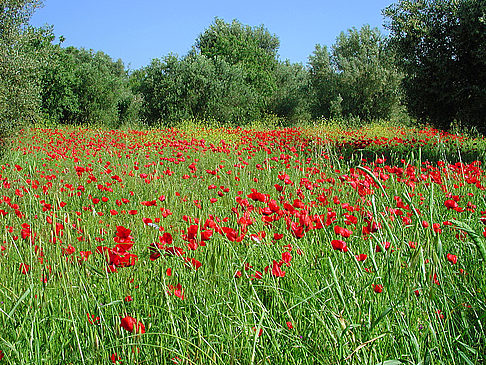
{"left": 370, "top": 306, "right": 393, "bottom": 332}
{"left": 8, "top": 284, "right": 32, "bottom": 318}
{"left": 457, "top": 350, "right": 475, "bottom": 365}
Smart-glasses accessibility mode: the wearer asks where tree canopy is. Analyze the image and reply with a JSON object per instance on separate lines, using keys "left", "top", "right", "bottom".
{"left": 384, "top": 0, "right": 486, "bottom": 132}
{"left": 0, "top": 2, "right": 484, "bottom": 132}
{"left": 309, "top": 25, "right": 402, "bottom": 121}
{"left": 0, "top": 0, "right": 49, "bottom": 140}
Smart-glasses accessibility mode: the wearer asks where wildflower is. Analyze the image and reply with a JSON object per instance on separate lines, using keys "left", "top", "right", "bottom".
{"left": 373, "top": 284, "right": 383, "bottom": 293}
{"left": 444, "top": 199, "right": 458, "bottom": 209}
{"left": 252, "top": 327, "right": 263, "bottom": 336}
{"left": 19, "top": 263, "right": 29, "bottom": 274}
{"left": 271, "top": 260, "right": 286, "bottom": 277}
{"left": 167, "top": 283, "right": 184, "bottom": 300}
{"left": 110, "top": 353, "right": 121, "bottom": 364}
{"left": 375, "top": 241, "right": 390, "bottom": 253}
{"left": 446, "top": 253, "right": 457, "bottom": 264}
{"left": 120, "top": 316, "right": 145, "bottom": 334}
{"left": 87, "top": 313, "right": 100, "bottom": 325}
{"left": 334, "top": 225, "right": 352, "bottom": 238}
{"left": 331, "top": 239, "right": 348, "bottom": 252}
{"left": 114, "top": 226, "right": 134, "bottom": 244}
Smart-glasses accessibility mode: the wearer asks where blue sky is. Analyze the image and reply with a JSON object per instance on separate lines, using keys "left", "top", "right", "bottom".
{"left": 30, "top": 0, "right": 395, "bottom": 70}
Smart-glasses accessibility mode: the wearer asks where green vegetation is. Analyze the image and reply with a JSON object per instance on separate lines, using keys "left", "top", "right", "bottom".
{"left": 0, "top": 124, "right": 485, "bottom": 364}
{"left": 2, "top": 0, "right": 485, "bottom": 132}
{"left": 309, "top": 25, "right": 402, "bottom": 121}
{"left": 1, "top": 1, "right": 485, "bottom": 363}
{"left": 383, "top": 0, "right": 486, "bottom": 133}
{"left": 40, "top": 46, "right": 138, "bottom": 128}
{"left": 0, "top": 0, "right": 50, "bottom": 142}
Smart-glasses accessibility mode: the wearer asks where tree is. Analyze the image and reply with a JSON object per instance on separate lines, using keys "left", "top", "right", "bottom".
{"left": 133, "top": 53, "right": 260, "bottom": 125}
{"left": 267, "top": 60, "right": 310, "bottom": 122}
{"left": 194, "top": 18, "right": 280, "bottom": 114}
{"left": 308, "top": 44, "right": 337, "bottom": 119}
{"left": 331, "top": 25, "right": 402, "bottom": 121}
{"left": 39, "top": 42, "right": 80, "bottom": 123}
{"left": 133, "top": 19, "right": 311, "bottom": 125}
{"left": 0, "top": 0, "right": 49, "bottom": 145}
{"left": 383, "top": 0, "right": 486, "bottom": 132}
{"left": 40, "top": 46, "right": 138, "bottom": 127}
{"left": 309, "top": 26, "right": 402, "bottom": 121}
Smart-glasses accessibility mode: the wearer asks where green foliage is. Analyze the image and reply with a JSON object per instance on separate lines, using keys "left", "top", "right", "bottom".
{"left": 135, "top": 19, "right": 309, "bottom": 125}
{"left": 309, "top": 26, "right": 403, "bottom": 121}
{"left": 134, "top": 53, "right": 261, "bottom": 125}
{"left": 0, "top": 0, "right": 48, "bottom": 143}
{"left": 308, "top": 44, "right": 336, "bottom": 119}
{"left": 195, "top": 17, "right": 279, "bottom": 101}
{"left": 39, "top": 42, "right": 80, "bottom": 123}
{"left": 0, "top": 0, "right": 139, "bottom": 132}
{"left": 383, "top": 0, "right": 486, "bottom": 132}
{"left": 331, "top": 26, "right": 403, "bottom": 121}
{"left": 267, "top": 60, "right": 311, "bottom": 123}
{"left": 40, "top": 46, "right": 138, "bottom": 127}
{"left": 195, "top": 18, "right": 301, "bottom": 121}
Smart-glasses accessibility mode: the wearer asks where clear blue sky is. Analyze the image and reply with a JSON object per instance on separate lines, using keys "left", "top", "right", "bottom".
{"left": 30, "top": 0, "right": 395, "bottom": 70}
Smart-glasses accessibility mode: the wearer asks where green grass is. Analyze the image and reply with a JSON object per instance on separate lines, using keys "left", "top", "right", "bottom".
{"left": 0, "top": 123, "right": 485, "bottom": 364}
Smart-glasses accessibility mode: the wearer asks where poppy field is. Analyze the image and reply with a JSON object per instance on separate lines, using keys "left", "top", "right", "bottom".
{"left": 0, "top": 123, "right": 485, "bottom": 364}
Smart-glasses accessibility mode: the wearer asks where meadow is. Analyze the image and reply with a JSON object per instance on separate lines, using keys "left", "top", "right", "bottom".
{"left": 0, "top": 122, "right": 485, "bottom": 364}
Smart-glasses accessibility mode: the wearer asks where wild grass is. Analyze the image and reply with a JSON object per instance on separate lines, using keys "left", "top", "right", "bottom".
{"left": 0, "top": 123, "right": 485, "bottom": 364}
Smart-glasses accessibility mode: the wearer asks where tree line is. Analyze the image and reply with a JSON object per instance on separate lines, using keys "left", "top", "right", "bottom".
{"left": 1, "top": 0, "right": 485, "bottom": 135}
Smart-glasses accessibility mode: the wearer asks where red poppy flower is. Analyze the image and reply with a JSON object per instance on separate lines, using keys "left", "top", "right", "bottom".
{"left": 252, "top": 327, "right": 263, "bottom": 336}
{"left": 334, "top": 225, "right": 353, "bottom": 238}
{"left": 200, "top": 230, "right": 213, "bottom": 241}
{"left": 444, "top": 199, "right": 458, "bottom": 209}
{"left": 141, "top": 200, "right": 157, "bottom": 207}
{"left": 87, "top": 313, "right": 100, "bottom": 325}
{"left": 281, "top": 251, "right": 292, "bottom": 266}
{"left": 110, "top": 353, "right": 121, "bottom": 364}
{"left": 167, "top": 283, "right": 184, "bottom": 300}
{"left": 373, "top": 284, "right": 383, "bottom": 293}
{"left": 271, "top": 260, "right": 286, "bottom": 277}
{"left": 331, "top": 239, "right": 348, "bottom": 252}
{"left": 120, "top": 316, "right": 145, "bottom": 334}
{"left": 184, "top": 257, "right": 202, "bottom": 270}
{"left": 446, "top": 253, "right": 457, "bottom": 264}
{"left": 375, "top": 241, "right": 390, "bottom": 253}
{"left": 114, "top": 226, "right": 134, "bottom": 244}
{"left": 19, "top": 263, "right": 29, "bottom": 274}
